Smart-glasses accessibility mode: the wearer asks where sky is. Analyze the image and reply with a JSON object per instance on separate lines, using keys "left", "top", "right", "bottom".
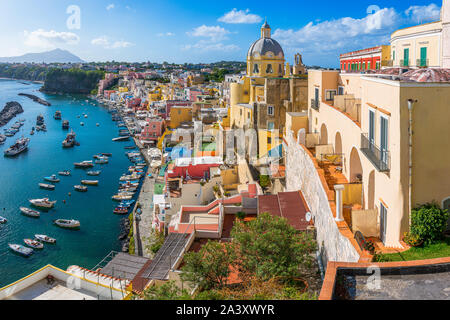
{"left": 0, "top": 0, "right": 443, "bottom": 67}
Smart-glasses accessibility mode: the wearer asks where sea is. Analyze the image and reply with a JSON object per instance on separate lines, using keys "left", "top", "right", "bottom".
{"left": 0, "top": 79, "right": 135, "bottom": 287}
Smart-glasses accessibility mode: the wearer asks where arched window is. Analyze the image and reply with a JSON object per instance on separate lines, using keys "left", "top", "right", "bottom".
{"left": 279, "top": 64, "right": 283, "bottom": 74}
{"left": 266, "top": 64, "right": 273, "bottom": 74}
{"left": 253, "top": 63, "right": 259, "bottom": 74}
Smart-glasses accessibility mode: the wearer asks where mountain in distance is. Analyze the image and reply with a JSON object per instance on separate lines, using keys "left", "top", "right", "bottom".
{"left": 0, "top": 49, "right": 85, "bottom": 64}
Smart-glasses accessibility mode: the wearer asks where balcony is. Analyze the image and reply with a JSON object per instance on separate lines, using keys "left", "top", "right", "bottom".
{"left": 360, "top": 133, "right": 390, "bottom": 172}
{"left": 400, "top": 59, "right": 410, "bottom": 67}
{"left": 311, "top": 99, "right": 319, "bottom": 111}
{"left": 416, "top": 59, "right": 429, "bottom": 68}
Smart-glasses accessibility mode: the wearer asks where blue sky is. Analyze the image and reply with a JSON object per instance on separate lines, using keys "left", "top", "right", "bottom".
{"left": 0, "top": 0, "right": 443, "bottom": 67}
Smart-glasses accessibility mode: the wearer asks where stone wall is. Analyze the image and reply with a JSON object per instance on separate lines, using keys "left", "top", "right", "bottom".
{"left": 285, "top": 132, "right": 360, "bottom": 266}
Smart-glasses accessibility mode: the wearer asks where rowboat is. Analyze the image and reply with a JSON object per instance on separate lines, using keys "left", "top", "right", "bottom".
{"left": 8, "top": 244, "right": 33, "bottom": 257}
{"left": 39, "top": 183, "right": 55, "bottom": 190}
{"left": 114, "top": 207, "right": 129, "bottom": 215}
{"left": 87, "top": 170, "right": 101, "bottom": 176}
{"left": 29, "top": 198, "right": 56, "bottom": 209}
{"left": 24, "top": 239, "right": 44, "bottom": 249}
{"left": 54, "top": 219, "right": 80, "bottom": 229}
{"left": 74, "top": 160, "right": 94, "bottom": 168}
{"left": 0, "top": 216, "right": 7, "bottom": 224}
{"left": 81, "top": 180, "right": 98, "bottom": 186}
{"left": 74, "top": 185, "right": 88, "bottom": 192}
{"left": 58, "top": 170, "right": 71, "bottom": 176}
{"left": 112, "top": 194, "right": 133, "bottom": 201}
{"left": 20, "top": 207, "right": 41, "bottom": 218}
{"left": 112, "top": 136, "right": 130, "bottom": 142}
{"left": 34, "top": 235, "right": 56, "bottom": 244}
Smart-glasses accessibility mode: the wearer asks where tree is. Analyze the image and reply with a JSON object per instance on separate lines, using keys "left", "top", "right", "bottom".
{"left": 181, "top": 240, "right": 235, "bottom": 290}
{"left": 138, "top": 281, "right": 191, "bottom": 300}
{"left": 231, "top": 212, "right": 316, "bottom": 281}
{"left": 410, "top": 202, "right": 449, "bottom": 245}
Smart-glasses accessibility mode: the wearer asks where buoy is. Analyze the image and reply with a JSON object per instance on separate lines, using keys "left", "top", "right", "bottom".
{"left": 68, "top": 192, "right": 71, "bottom": 196}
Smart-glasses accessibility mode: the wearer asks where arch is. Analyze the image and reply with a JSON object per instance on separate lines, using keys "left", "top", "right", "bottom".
{"left": 368, "top": 170, "right": 376, "bottom": 210}
{"left": 335, "top": 132, "right": 342, "bottom": 154}
{"left": 349, "top": 147, "right": 363, "bottom": 183}
{"left": 320, "top": 123, "right": 328, "bottom": 145}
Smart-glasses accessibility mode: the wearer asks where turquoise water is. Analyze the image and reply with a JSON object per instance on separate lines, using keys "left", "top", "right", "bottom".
{"left": 0, "top": 79, "right": 135, "bottom": 287}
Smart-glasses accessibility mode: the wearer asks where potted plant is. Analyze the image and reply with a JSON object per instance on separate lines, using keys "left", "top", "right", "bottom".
{"left": 364, "top": 240, "right": 376, "bottom": 254}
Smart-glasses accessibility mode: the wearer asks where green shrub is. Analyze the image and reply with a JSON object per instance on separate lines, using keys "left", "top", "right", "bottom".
{"left": 129, "top": 236, "right": 135, "bottom": 255}
{"left": 403, "top": 232, "right": 423, "bottom": 247}
{"left": 259, "top": 175, "right": 270, "bottom": 189}
{"left": 236, "top": 211, "right": 247, "bottom": 220}
{"left": 410, "top": 202, "right": 449, "bottom": 245}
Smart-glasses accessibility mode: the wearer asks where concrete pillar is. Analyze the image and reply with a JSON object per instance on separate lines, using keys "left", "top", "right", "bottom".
{"left": 334, "top": 185, "right": 345, "bottom": 222}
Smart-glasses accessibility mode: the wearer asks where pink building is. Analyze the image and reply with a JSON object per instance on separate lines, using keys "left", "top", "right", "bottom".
{"left": 140, "top": 118, "right": 165, "bottom": 145}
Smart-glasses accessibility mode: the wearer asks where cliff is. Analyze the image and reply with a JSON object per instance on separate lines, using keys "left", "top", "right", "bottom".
{"left": 41, "top": 68, "right": 104, "bottom": 94}
{"left": 0, "top": 102, "right": 24, "bottom": 127}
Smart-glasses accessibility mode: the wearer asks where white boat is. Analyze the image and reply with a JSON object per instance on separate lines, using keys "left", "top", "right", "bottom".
{"left": 20, "top": 207, "right": 41, "bottom": 217}
{"left": 54, "top": 219, "right": 80, "bottom": 229}
{"left": 74, "top": 160, "right": 94, "bottom": 168}
{"left": 87, "top": 170, "right": 101, "bottom": 176}
{"left": 29, "top": 198, "right": 56, "bottom": 209}
{"left": 0, "top": 216, "right": 7, "bottom": 224}
{"left": 74, "top": 185, "right": 88, "bottom": 192}
{"left": 112, "top": 194, "right": 133, "bottom": 201}
{"left": 4, "top": 137, "right": 30, "bottom": 157}
{"left": 39, "top": 183, "right": 55, "bottom": 190}
{"left": 8, "top": 244, "right": 33, "bottom": 257}
{"left": 24, "top": 239, "right": 44, "bottom": 249}
{"left": 35, "top": 234, "right": 56, "bottom": 244}
{"left": 112, "top": 136, "right": 130, "bottom": 142}
{"left": 44, "top": 174, "right": 60, "bottom": 183}
{"left": 58, "top": 171, "right": 71, "bottom": 176}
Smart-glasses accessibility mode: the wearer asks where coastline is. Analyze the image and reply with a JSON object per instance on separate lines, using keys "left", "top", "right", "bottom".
{"left": 0, "top": 77, "right": 44, "bottom": 84}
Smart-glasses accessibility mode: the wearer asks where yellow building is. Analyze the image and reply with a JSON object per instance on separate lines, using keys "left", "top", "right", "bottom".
{"left": 391, "top": 0, "right": 450, "bottom": 68}
{"left": 148, "top": 87, "right": 162, "bottom": 103}
{"left": 118, "top": 87, "right": 129, "bottom": 93}
{"left": 169, "top": 106, "right": 193, "bottom": 129}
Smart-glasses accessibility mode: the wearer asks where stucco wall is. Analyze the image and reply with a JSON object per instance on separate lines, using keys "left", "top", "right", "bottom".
{"left": 285, "top": 132, "right": 360, "bottom": 265}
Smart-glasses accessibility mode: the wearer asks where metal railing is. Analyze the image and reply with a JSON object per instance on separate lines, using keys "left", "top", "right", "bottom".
{"left": 416, "top": 59, "right": 429, "bottom": 68}
{"left": 360, "top": 133, "right": 390, "bottom": 172}
{"left": 311, "top": 99, "right": 319, "bottom": 111}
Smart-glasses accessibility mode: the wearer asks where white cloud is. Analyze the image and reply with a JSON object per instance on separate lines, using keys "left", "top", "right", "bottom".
{"left": 91, "top": 36, "right": 134, "bottom": 49}
{"left": 24, "top": 29, "right": 80, "bottom": 48}
{"left": 187, "top": 25, "right": 231, "bottom": 42}
{"left": 182, "top": 41, "right": 239, "bottom": 52}
{"left": 218, "top": 8, "right": 262, "bottom": 24}
{"left": 405, "top": 4, "right": 441, "bottom": 24}
{"left": 106, "top": 3, "right": 115, "bottom": 11}
{"left": 157, "top": 32, "right": 175, "bottom": 37}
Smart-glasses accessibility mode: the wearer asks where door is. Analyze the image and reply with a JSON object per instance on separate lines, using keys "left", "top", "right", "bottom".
{"left": 369, "top": 110, "right": 375, "bottom": 148}
{"left": 380, "top": 116, "right": 388, "bottom": 167}
{"left": 380, "top": 203, "right": 387, "bottom": 243}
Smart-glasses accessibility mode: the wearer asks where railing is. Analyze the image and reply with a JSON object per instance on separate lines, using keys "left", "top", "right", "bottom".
{"left": 354, "top": 231, "right": 367, "bottom": 252}
{"left": 320, "top": 153, "right": 344, "bottom": 166}
{"left": 400, "top": 59, "right": 409, "bottom": 67}
{"left": 360, "top": 133, "right": 390, "bottom": 172}
{"left": 311, "top": 99, "right": 319, "bottom": 111}
{"left": 416, "top": 59, "right": 429, "bottom": 68}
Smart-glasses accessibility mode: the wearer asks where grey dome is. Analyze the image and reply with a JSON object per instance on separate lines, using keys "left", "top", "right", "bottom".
{"left": 248, "top": 38, "right": 284, "bottom": 58}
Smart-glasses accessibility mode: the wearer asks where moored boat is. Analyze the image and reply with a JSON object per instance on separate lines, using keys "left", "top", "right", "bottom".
{"left": 34, "top": 234, "right": 56, "bottom": 244}
{"left": 81, "top": 180, "right": 98, "bottom": 186}
{"left": 24, "top": 239, "right": 44, "bottom": 249}
{"left": 112, "top": 194, "right": 133, "bottom": 201}
{"left": 20, "top": 207, "right": 41, "bottom": 217}
{"left": 62, "top": 120, "right": 69, "bottom": 130}
{"left": 54, "top": 219, "right": 80, "bottom": 229}
{"left": 54, "top": 111, "right": 62, "bottom": 120}
{"left": 39, "top": 183, "right": 55, "bottom": 190}
{"left": 114, "top": 206, "right": 129, "bottom": 215}
{"left": 29, "top": 198, "right": 56, "bottom": 209}
{"left": 8, "top": 244, "right": 33, "bottom": 257}
{"left": 62, "top": 131, "right": 77, "bottom": 148}
{"left": 112, "top": 136, "right": 130, "bottom": 142}
{"left": 74, "top": 160, "right": 94, "bottom": 168}
{"left": 44, "top": 174, "right": 60, "bottom": 183}
{"left": 87, "top": 170, "right": 101, "bottom": 176}
{"left": 0, "top": 216, "right": 7, "bottom": 224}
{"left": 58, "top": 170, "right": 71, "bottom": 176}
{"left": 4, "top": 137, "right": 30, "bottom": 157}
{"left": 74, "top": 185, "right": 88, "bottom": 192}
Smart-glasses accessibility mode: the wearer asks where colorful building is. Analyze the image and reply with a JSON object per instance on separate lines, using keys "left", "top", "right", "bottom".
{"left": 340, "top": 46, "right": 391, "bottom": 72}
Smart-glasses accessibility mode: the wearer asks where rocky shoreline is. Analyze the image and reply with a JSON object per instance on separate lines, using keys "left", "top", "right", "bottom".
{"left": 0, "top": 101, "right": 24, "bottom": 127}
{"left": 18, "top": 93, "right": 51, "bottom": 106}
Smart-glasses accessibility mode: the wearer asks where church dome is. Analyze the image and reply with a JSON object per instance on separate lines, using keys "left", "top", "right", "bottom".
{"left": 247, "top": 38, "right": 284, "bottom": 59}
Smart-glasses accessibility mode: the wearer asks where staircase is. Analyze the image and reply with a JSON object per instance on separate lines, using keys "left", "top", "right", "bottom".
{"left": 66, "top": 265, "right": 130, "bottom": 292}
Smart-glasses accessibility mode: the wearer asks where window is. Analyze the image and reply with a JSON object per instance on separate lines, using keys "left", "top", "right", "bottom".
{"left": 393, "top": 51, "right": 395, "bottom": 61}
{"left": 279, "top": 64, "right": 283, "bottom": 74}
{"left": 253, "top": 64, "right": 259, "bottom": 74}
{"left": 380, "top": 202, "right": 387, "bottom": 243}
{"left": 325, "top": 90, "right": 337, "bottom": 101}
{"left": 240, "top": 109, "right": 242, "bottom": 116}
{"left": 338, "top": 86, "right": 344, "bottom": 95}
{"left": 268, "top": 121, "right": 275, "bottom": 130}
{"left": 420, "top": 47, "right": 427, "bottom": 67}
{"left": 267, "top": 105, "right": 274, "bottom": 116}
{"left": 266, "top": 64, "right": 273, "bottom": 74}
{"left": 380, "top": 115, "right": 389, "bottom": 165}
{"left": 267, "top": 137, "right": 272, "bottom": 144}
{"left": 248, "top": 112, "right": 250, "bottom": 119}
{"left": 369, "top": 109, "right": 375, "bottom": 144}
{"left": 403, "top": 48, "right": 410, "bottom": 66}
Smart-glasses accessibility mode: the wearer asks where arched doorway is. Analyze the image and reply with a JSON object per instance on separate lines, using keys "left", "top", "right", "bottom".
{"left": 349, "top": 147, "right": 363, "bottom": 183}
{"left": 368, "top": 170, "right": 375, "bottom": 209}
{"left": 320, "top": 124, "right": 328, "bottom": 145}
{"left": 335, "top": 132, "right": 342, "bottom": 154}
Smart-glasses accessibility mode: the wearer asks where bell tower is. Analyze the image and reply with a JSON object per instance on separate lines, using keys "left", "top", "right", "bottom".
{"left": 261, "top": 20, "right": 271, "bottom": 38}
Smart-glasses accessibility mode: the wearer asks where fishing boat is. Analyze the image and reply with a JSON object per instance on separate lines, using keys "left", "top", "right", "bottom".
{"left": 36, "top": 114, "right": 44, "bottom": 126}
{"left": 74, "top": 160, "right": 94, "bottom": 168}
{"left": 24, "top": 239, "right": 44, "bottom": 249}
{"left": 81, "top": 180, "right": 98, "bottom": 186}
{"left": 39, "top": 183, "right": 55, "bottom": 190}
{"left": 4, "top": 137, "right": 30, "bottom": 157}
{"left": 62, "top": 131, "right": 77, "bottom": 148}
{"left": 101, "top": 153, "right": 112, "bottom": 157}
{"left": 29, "top": 198, "right": 56, "bottom": 209}
{"left": 20, "top": 207, "right": 41, "bottom": 218}
{"left": 74, "top": 185, "right": 88, "bottom": 192}
{"left": 87, "top": 170, "right": 101, "bottom": 176}
{"left": 58, "top": 170, "right": 71, "bottom": 176}
{"left": 54, "top": 111, "right": 62, "bottom": 120}
{"left": 34, "top": 234, "right": 56, "bottom": 244}
{"left": 112, "top": 194, "right": 133, "bottom": 201}
{"left": 114, "top": 207, "right": 129, "bottom": 215}
{"left": 54, "top": 219, "right": 80, "bottom": 229}
{"left": 95, "top": 159, "right": 109, "bottom": 164}
{"left": 0, "top": 216, "right": 7, "bottom": 224}
{"left": 124, "top": 146, "right": 136, "bottom": 150}
{"left": 30, "top": 128, "right": 34, "bottom": 135}
{"left": 112, "top": 136, "right": 130, "bottom": 142}
{"left": 62, "top": 120, "right": 70, "bottom": 130}
{"left": 44, "top": 174, "right": 60, "bottom": 183}
{"left": 8, "top": 244, "right": 33, "bottom": 257}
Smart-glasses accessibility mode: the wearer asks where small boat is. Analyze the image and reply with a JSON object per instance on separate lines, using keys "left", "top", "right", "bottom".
{"left": 112, "top": 136, "right": 130, "bottom": 142}
{"left": 39, "top": 183, "right": 55, "bottom": 190}
{"left": 44, "top": 175, "right": 60, "bottom": 183}
{"left": 95, "top": 159, "right": 109, "bottom": 164}
{"left": 81, "top": 180, "right": 98, "bottom": 186}
{"left": 101, "top": 153, "right": 112, "bottom": 157}
{"left": 114, "top": 207, "right": 129, "bottom": 215}
{"left": 0, "top": 134, "right": 6, "bottom": 144}
{"left": 35, "top": 235, "right": 56, "bottom": 244}
{"left": 0, "top": 216, "right": 7, "bottom": 224}
{"left": 4, "top": 137, "right": 30, "bottom": 157}
{"left": 54, "top": 111, "right": 62, "bottom": 120}
{"left": 62, "top": 131, "right": 77, "bottom": 148}
{"left": 9, "top": 244, "right": 33, "bottom": 257}
{"left": 112, "top": 194, "right": 133, "bottom": 201}
{"left": 96, "top": 123, "right": 100, "bottom": 127}
{"left": 20, "top": 207, "right": 40, "bottom": 218}
{"left": 74, "top": 185, "right": 88, "bottom": 192}
{"left": 62, "top": 120, "right": 70, "bottom": 130}
{"left": 58, "top": 171, "right": 71, "bottom": 176}
{"left": 80, "top": 122, "right": 84, "bottom": 126}
{"left": 54, "top": 219, "right": 80, "bottom": 229}
{"left": 87, "top": 171, "right": 101, "bottom": 176}
{"left": 74, "top": 160, "right": 94, "bottom": 168}
{"left": 24, "top": 239, "right": 44, "bottom": 249}
{"left": 29, "top": 198, "right": 56, "bottom": 209}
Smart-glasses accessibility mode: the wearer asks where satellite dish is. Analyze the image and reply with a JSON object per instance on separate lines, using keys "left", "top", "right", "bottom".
{"left": 305, "top": 212, "right": 312, "bottom": 222}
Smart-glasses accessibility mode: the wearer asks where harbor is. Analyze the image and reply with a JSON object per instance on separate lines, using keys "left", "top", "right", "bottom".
{"left": 0, "top": 79, "right": 138, "bottom": 287}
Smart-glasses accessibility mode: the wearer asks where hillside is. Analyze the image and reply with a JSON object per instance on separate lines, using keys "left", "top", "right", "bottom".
{"left": 0, "top": 49, "right": 84, "bottom": 64}
{"left": 41, "top": 68, "right": 104, "bottom": 94}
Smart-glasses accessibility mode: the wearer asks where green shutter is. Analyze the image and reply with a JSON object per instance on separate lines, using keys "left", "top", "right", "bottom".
{"left": 420, "top": 47, "right": 427, "bottom": 67}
